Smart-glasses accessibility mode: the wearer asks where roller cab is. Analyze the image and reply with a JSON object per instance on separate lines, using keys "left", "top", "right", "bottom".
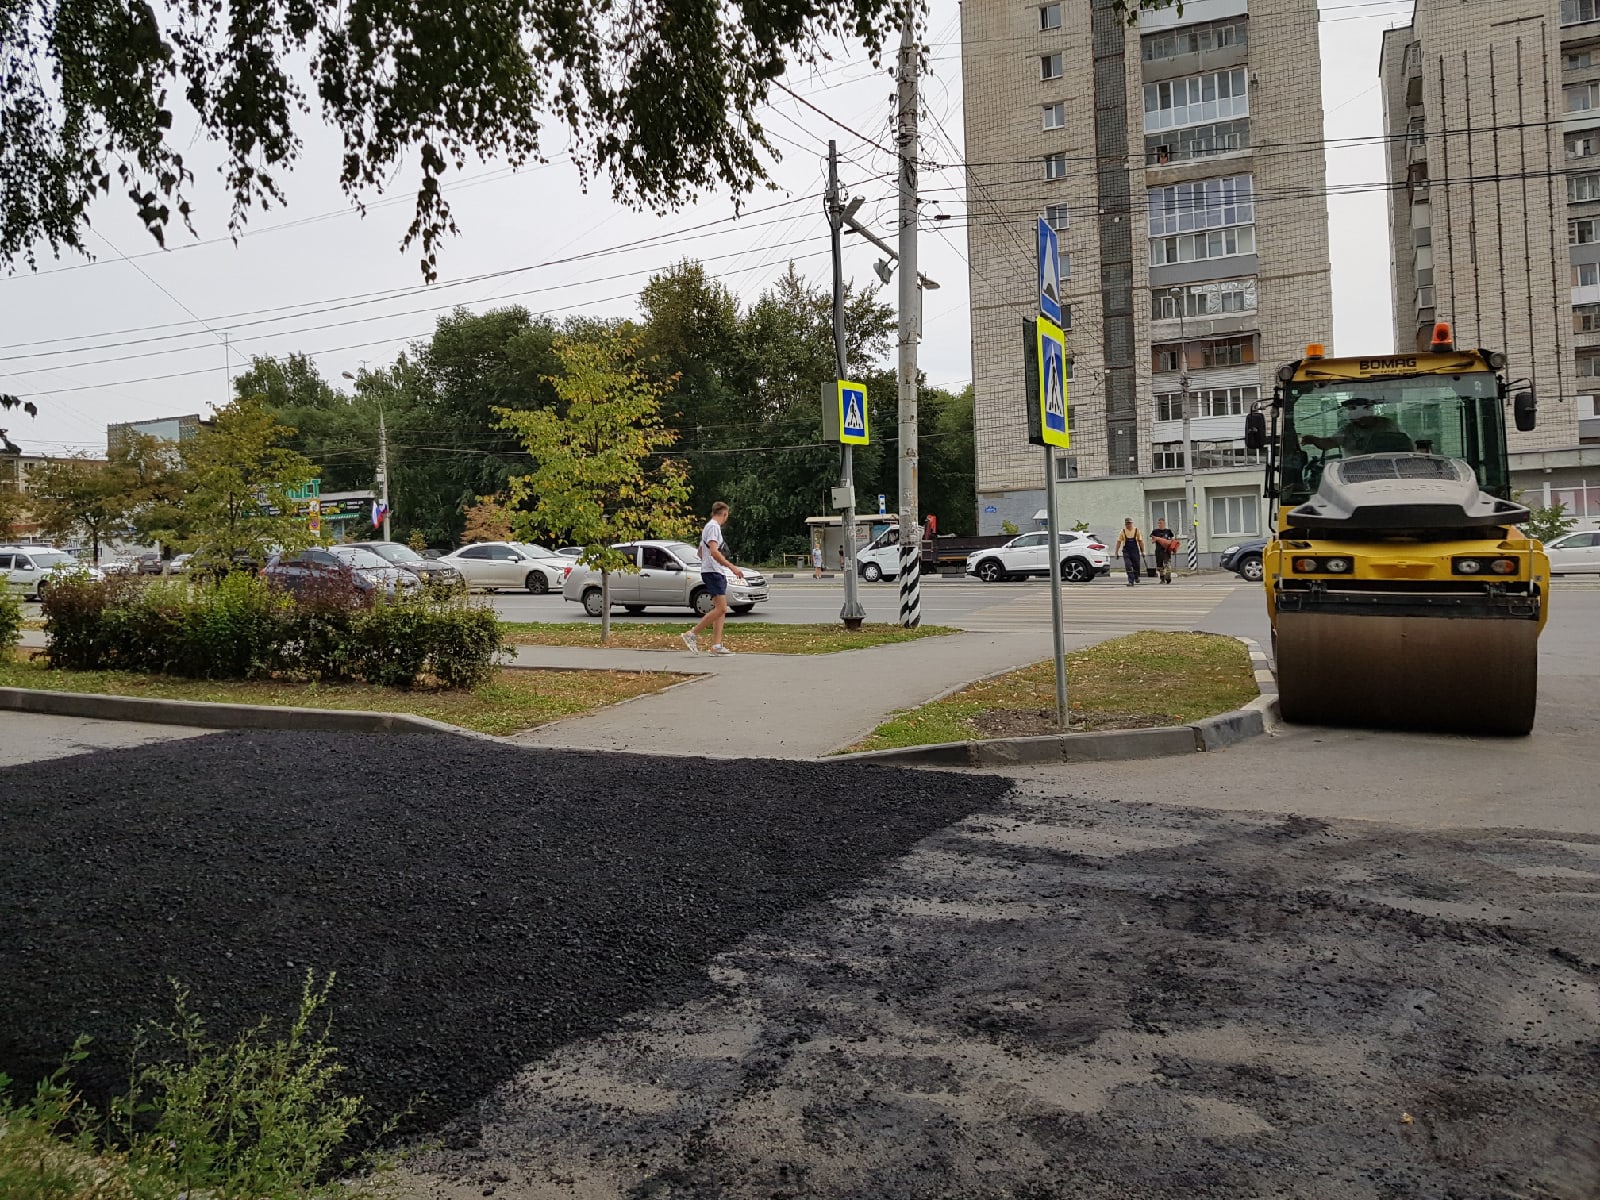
{"left": 1249, "top": 331, "right": 1547, "bottom": 737}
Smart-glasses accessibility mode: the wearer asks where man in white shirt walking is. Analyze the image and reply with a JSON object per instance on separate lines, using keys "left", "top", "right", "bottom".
{"left": 682, "top": 501, "right": 744, "bottom": 656}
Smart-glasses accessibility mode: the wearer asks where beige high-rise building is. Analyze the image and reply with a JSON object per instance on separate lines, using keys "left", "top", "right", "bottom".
{"left": 961, "top": 0, "right": 1333, "bottom": 558}
{"left": 1381, "top": 0, "right": 1600, "bottom": 519}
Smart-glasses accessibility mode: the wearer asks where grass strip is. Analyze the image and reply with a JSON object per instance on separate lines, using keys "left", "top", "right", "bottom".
{"left": 0, "top": 653, "right": 680, "bottom": 737}
{"left": 846, "top": 631, "right": 1257, "bottom": 752}
{"left": 499, "top": 620, "right": 957, "bottom": 654}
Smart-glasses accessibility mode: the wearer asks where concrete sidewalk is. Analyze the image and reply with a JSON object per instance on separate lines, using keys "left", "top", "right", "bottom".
{"left": 506, "top": 630, "right": 1088, "bottom": 758}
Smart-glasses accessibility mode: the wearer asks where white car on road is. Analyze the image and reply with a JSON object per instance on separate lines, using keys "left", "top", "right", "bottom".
{"left": 966, "top": 531, "right": 1110, "bottom": 584}
{"left": 0, "top": 546, "right": 105, "bottom": 599}
{"left": 563, "top": 540, "right": 768, "bottom": 616}
{"left": 1545, "top": 529, "right": 1600, "bottom": 574}
{"left": 436, "top": 541, "right": 570, "bottom": 594}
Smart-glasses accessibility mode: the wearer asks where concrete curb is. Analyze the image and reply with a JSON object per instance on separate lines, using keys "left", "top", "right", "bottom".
{"left": 830, "top": 636, "right": 1279, "bottom": 767}
{"left": 0, "top": 686, "right": 488, "bottom": 738}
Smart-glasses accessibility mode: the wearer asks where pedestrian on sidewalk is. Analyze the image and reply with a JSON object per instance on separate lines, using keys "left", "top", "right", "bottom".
{"left": 1114, "top": 517, "right": 1145, "bottom": 587}
{"left": 682, "top": 501, "right": 744, "bottom": 657}
{"left": 811, "top": 543, "right": 824, "bottom": 578}
{"left": 1152, "top": 518, "right": 1180, "bottom": 585}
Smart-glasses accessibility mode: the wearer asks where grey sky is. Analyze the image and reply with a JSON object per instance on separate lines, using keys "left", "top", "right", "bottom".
{"left": 0, "top": 0, "right": 1407, "bottom": 457}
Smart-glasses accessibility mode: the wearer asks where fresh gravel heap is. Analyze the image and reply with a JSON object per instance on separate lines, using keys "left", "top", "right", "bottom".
{"left": 0, "top": 730, "right": 1010, "bottom": 1147}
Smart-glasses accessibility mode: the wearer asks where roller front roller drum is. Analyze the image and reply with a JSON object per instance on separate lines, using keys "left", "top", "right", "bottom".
{"left": 1275, "top": 611, "right": 1538, "bottom": 737}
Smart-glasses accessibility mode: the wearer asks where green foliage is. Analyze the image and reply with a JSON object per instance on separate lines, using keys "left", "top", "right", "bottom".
{"left": 0, "top": 974, "right": 372, "bottom": 1200}
{"left": 1000, "top": 519, "right": 1020, "bottom": 536}
{"left": 237, "top": 355, "right": 373, "bottom": 495}
{"left": 1525, "top": 503, "right": 1577, "bottom": 545}
{"left": 40, "top": 575, "right": 506, "bottom": 688}
{"left": 180, "top": 394, "right": 320, "bottom": 573}
{"left": 0, "top": 584, "right": 20, "bottom": 653}
{"left": 23, "top": 434, "right": 181, "bottom": 564}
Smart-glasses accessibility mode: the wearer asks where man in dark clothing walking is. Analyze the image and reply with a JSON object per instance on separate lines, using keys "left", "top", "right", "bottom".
{"left": 1152, "top": 518, "right": 1180, "bottom": 584}
{"left": 1114, "top": 518, "right": 1144, "bottom": 587}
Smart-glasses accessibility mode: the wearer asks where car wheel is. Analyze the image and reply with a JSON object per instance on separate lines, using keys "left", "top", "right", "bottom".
{"left": 525, "top": 570, "right": 549, "bottom": 595}
{"left": 861, "top": 562, "right": 883, "bottom": 583}
{"left": 1238, "top": 554, "right": 1264, "bottom": 583}
{"left": 976, "top": 558, "right": 1005, "bottom": 583}
{"left": 1061, "top": 557, "right": 1093, "bottom": 583}
{"left": 623, "top": 604, "right": 645, "bottom": 614}
{"left": 730, "top": 604, "right": 755, "bottom": 615}
{"left": 691, "top": 588, "right": 716, "bottom": 616}
{"left": 582, "top": 588, "right": 606, "bottom": 617}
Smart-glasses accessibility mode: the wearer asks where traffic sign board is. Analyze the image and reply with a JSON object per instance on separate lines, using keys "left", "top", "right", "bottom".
{"left": 1037, "top": 218, "right": 1061, "bottom": 325}
{"left": 838, "top": 380, "right": 869, "bottom": 444}
{"left": 1029, "top": 317, "right": 1069, "bottom": 448}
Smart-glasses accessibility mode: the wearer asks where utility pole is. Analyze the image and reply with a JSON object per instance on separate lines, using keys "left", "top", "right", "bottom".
{"left": 827, "top": 140, "right": 867, "bottom": 629}
{"left": 894, "top": 17, "right": 922, "bottom": 628}
{"left": 1176, "top": 291, "right": 1199, "bottom": 571}
{"left": 377, "top": 400, "right": 391, "bottom": 541}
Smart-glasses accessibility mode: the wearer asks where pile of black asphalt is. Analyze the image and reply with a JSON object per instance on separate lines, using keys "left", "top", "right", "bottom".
{"left": 0, "top": 730, "right": 1010, "bottom": 1151}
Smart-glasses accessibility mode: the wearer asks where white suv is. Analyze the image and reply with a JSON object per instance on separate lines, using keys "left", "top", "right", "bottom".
{"left": 0, "top": 546, "right": 105, "bottom": 599}
{"left": 966, "top": 532, "right": 1110, "bottom": 584}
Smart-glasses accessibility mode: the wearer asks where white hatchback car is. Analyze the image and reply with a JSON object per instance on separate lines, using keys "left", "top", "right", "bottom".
{"left": 965, "top": 531, "right": 1110, "bottom": 584}
{"left": 436, "top": 541, "right": 570, "bottom": 594}
{"left": 0, "top": 546, "right": 105, "bottom": 599}
{"left": 1545, "top": 529, "right": 1600, "bottom": 574}
{"left": 563, "top": 541, "right": 768, "bottom": 616}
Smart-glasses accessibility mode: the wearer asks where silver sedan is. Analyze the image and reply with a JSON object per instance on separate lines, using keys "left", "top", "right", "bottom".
{"left": 562, "top": 541, "right": 768, "bottom": 616}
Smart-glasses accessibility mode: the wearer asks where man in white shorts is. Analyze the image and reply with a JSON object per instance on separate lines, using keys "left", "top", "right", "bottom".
{"left": 681, "top": 501, "right": 744, "bottom": 656}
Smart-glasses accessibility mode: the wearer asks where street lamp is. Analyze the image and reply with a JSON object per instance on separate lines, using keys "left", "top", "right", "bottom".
{"left": 342, "top": 367, "right": 390, "bottom": 541}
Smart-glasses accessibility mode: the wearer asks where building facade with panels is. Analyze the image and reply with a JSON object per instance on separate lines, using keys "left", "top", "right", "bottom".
{"left": 1381, "top": 0, "right": 1600, "bottom": 526}
{"left": 961, "top": 0, "right": 1334, "bottom": 558}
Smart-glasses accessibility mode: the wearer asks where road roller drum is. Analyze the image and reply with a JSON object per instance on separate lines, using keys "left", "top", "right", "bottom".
{"left": 1274, "top": 611, "right": 1538, "bottom": 737}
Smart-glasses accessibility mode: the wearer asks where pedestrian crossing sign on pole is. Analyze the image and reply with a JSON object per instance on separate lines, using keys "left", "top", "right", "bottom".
{"left": 1026, "top": 317, "right": 1070, "bottom": 448}
{"left": 822, "top": 379, "right": 869, "bottom": 445}
{"left": 1037, "top": 218, "right": 1062, "bottom": 326}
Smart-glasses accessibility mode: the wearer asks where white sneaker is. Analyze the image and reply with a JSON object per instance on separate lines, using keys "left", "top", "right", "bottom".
{"left": 681, "top": 631, "right": 699, "bottom": 655}
{"left": 711, "top": 644, "right": 734, "bottom": 656}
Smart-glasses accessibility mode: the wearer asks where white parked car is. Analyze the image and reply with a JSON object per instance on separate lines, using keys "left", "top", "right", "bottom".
{"left": 436, "top": 541, "right": 570, "bottom": 594}
{"left": 966, "top": 531, "right": 1110, "bottom": 584}
{"left": 562, "top": 540, "right": 768, "bottom": 616}
{"left": 0, "top": 546, "right": 105, "bottom": 599}
{"left": 1545, "top": 529, "right": 1600, "bottom": 574}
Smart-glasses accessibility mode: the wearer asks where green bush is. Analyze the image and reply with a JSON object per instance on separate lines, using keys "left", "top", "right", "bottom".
{"left": 41, "top": 576, "right": 507, "bottom": 689}
{"left": 0, "top": 586, "right": 21, "bottom": 655}
{"left": 0, "top": 973, "right": 375, "bottom": 1200}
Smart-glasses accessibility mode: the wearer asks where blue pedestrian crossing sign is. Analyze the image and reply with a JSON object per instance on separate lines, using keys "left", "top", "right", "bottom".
{"left": 1034, "top": 317, "right": 1070, "bottom": 448}
{"left": 837, "top": 380, "right": 869, "bottom": 444}
{"left": 1037, "top": 218, "right": 1062, "bottom": 326}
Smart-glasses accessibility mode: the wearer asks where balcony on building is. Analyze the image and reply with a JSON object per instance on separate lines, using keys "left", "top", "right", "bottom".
{"left": 1563, "top": 0, "right": 1600, "bottom": 29}
{"left": 1404, "top": 41, "right": 1423, "bottom": 108}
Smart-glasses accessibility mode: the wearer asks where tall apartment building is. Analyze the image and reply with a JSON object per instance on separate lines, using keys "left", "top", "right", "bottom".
{"left": 1381, "top": 0, "right": 1600, "bottom": 522}
{"left": 961, "top": 0, "right": 1333, "bottom": 557}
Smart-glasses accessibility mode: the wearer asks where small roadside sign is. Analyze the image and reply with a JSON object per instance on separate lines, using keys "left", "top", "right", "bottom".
{"left": 1037, "top": 218, "right": 1061, "bottom": 326}
{"left": 307, "top": 499, "right": 322, "bottom": 536}
{"left": 1025, "top": 317, "right": 1070, "bottom": 448}
{"left": 820, "top": 379, "right": 870, "bottom": 444}
{"left": 878, "top": 494, "right": 886, "bottom": 514}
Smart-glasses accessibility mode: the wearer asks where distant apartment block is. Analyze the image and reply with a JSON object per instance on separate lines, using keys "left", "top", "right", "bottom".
{"left": 106, "top": 413, "right": 206, "bottom": 452}
{"left": 1381, "top": 0, "right": 1600, "bottom": 522}
{"left": 961, "top": 0, "right": 1333, "bottom": 556}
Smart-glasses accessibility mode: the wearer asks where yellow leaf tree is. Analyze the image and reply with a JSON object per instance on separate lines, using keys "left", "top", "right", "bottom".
{"left": 497, "top": 332, "right": 694, "bottom": 642}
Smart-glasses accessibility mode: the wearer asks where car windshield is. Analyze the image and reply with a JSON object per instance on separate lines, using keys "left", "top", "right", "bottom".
{"left": 668, "top": 542, "right": 700, "bottom": 566}
{"left": 514, "top": 543, "right": 557, "bottom": 559}
{"left": 29, "top": 551, "right": 74, "bottom": 568}
{"left": 366, "top": 542, "right": 423, "bottom": 563}
{"left": 330, "top": 548, "right": 391, "bottom": 569}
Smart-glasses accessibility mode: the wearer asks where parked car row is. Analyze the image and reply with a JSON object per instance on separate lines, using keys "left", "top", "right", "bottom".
{"left": 431, "top": 541, "right": 569, "bottom": 593}
{"left": 0, "top": 546, "right": 105, "bottom": 599}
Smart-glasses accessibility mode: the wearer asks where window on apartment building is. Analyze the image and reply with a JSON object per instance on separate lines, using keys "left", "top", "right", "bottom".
{"left": 1039, "top": 3, "right": 1062, "bottom": 30}
{"left": 1141, "top": 17, "right": 1247, "bottom": 63}
{"left": 1576, "top": 304, "right": 1600, "bottom": 331}
{"left": 1563, "top": 0, "right": 1600, "bottom": 26}
{"left": 1147, "top": 175, "right": 1254, "bottom": 237}
{"left": 1156, "top": 394, "right": 1184, "bottom": 421}
{"left": 1142, "top": 69, "right": 1249, "bottom": 133}
{"left": 1145, "top": 117, "right": 1251, "bottom": 166}
{"left": 1151, "top": 338, "right": 1256, "bottom": 372}
{"left": 1041, "top": 53, "right": 1063, "bottom": 80}
{"left": 1567, "top": 82, "right": 1600, "bottom": 112}
{"left": 1153, "top": 442, "right": 1186, "bottom": 471}
{"left": 1149, "top": 498, "right": 1186, "bottom": 533}
{"left": 1042, "top": 102, "right": 1065, "bottom": 129}
{"left": 1150, "top": 225, "right": 1256, "bottom": 266}
{"left": 1572, "top": 132, "right": 1600, "bottom": 158}
{"left": 1579, "top": 354, "right": 1600, "bottom": 377}
{"left": 1043, "top": 152, "right": 1068, "bottom": 180}
{"left": 1199, "top": 335, "right": 1255, "bottom": 368}
{"left": 1060, "top": 253, "right": 1072, "bottom": 280}
{"left": 1417, "top": 284, "right": 1436, "bottom": 309}
{"left": 1572, "top": 173, "right": 1600, "bottom": 202}
{"left": 1154, "top": 346, "right": 1182, "bottom": 373}
{"left": 1153, "top": 385, "right": 1261, "bottom": 419}
{"left": 1045, "top": 203, "right": 1070, "bottom": 230}
{"left": 1569, "top": 50, "right": 1596, "bottom": 69}
{"left": 1061, "top": 306, "right": 1073, "bottom": 332}
{"left": 1578, "top": 262, "right": 1600, "bottom": 288}
{"left": 1054, "top": 454, "right": 1079, "bottom": 481}
{"left": 1151, "top": 278, "right": 1258, "bottom": 320}
{"left": 1573, "top": 217, "right": 1600, "bottom": 244}
{"left": 1210, "top": 493, "right": 1260, "bottom": 536}
{"left": 1196, "top": 442, "right": 1266, "bottom": 470}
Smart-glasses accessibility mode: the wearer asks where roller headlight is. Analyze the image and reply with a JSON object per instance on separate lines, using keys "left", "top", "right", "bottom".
{"left": 1323, "top": 558, "right": 1351, "bottom": 574}
{"left": 1453, "top": 556, "right": 1521, "bottom": 577}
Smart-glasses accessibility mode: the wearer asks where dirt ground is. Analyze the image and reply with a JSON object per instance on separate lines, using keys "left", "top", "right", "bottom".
{"left": 391, "top": 793, "right": 1600, "bottom": 1200}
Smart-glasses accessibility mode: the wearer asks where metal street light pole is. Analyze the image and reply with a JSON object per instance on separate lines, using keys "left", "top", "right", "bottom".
{"left": 827, "top": 141, "right": 866, "bottom": 629}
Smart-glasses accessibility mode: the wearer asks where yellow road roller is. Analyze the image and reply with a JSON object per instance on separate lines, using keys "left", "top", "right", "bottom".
{"left": 1243, "top": 325, "right": 1547, "bottom": 736}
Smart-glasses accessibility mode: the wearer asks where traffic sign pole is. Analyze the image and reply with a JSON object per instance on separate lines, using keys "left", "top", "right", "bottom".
{"left": 1030, "top": 216, "right": 1071, "bottom": 730}
{"left": 1043, "top": 445, "right": 1067, "bottom": 730}
{"left": 827, "top": 141, "right": 866, "bottom": 630}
